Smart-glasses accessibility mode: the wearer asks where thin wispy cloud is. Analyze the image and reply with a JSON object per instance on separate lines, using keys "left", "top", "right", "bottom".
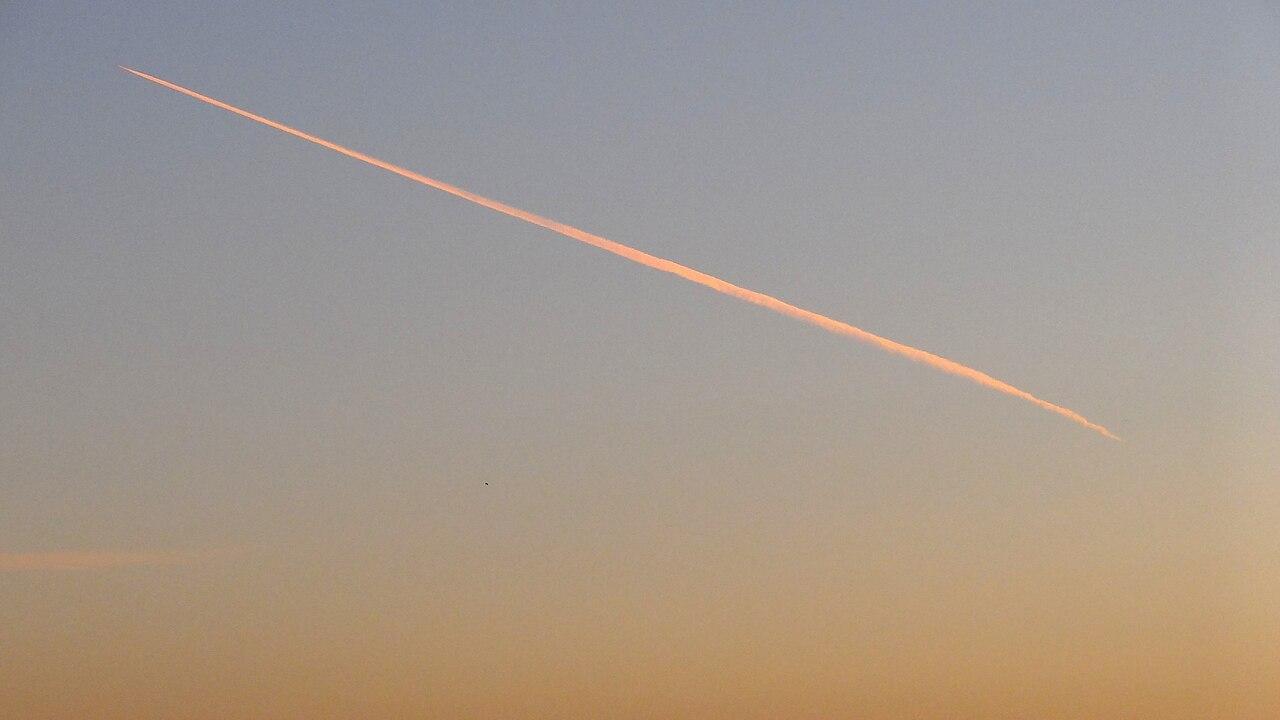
{"left": 0, "top": 551, "right": 190, "bottom": 572}
{"left": 119, "top": 66, "right": 1118, "bottom": 439}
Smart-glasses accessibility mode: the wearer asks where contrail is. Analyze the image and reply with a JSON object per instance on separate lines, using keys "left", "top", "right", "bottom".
{"left": 120, "top": 66, "right": 1118, "bottom": 440}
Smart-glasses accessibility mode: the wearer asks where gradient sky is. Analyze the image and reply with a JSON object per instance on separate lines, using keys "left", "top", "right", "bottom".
{"left": 2, "top": 2, "right": 1277, "bottom": 718}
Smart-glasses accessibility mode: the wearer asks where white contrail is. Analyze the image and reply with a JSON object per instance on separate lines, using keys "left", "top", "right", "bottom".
{"left": 120, "top": 66, "right": 1118, "bottom": 440}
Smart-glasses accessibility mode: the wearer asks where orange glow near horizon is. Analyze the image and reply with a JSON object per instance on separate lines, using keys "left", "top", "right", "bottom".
{"left": 120, "top": 66, "right": 1117, "bottom": 440}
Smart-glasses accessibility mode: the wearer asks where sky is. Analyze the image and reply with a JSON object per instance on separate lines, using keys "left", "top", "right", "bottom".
{"left": 1, "top": 2, "right": 1277, "bottom": 718}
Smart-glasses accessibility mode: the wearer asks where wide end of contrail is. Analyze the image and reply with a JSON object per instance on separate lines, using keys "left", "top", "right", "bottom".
{"left": 119, "top": 65, "right": 1119, "bottom": 441}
